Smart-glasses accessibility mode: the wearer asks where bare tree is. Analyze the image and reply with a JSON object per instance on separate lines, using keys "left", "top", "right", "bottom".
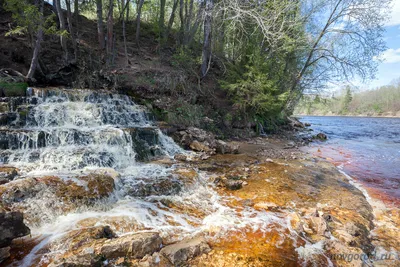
{"left": 107, "top": 0, "right": 114, "bottom": 64}
{"left": 285, "top": 0, "right": 391, "bottom": 112}
{"left": 165, "top": 0, "right": 179, "bottom": 39}
{"left": 27, "top": 0, "right": 44, "bottom": 79}
{"left": 55, "top": 0, "right": 68, "bottom": 61}
{"left": 96, "top": 0, "right": 105, "bottom": 50}
{"left": 159, "top": 0, "right": 166, "bottom": 35}
{"left": 66, "top": 0, "right": 78, "bottom": 61}
{"left": 201, "top": 0, "right": 213, "bottom": 77}
{"left": 135, "top": 0, "right": 145, "bottom": 45}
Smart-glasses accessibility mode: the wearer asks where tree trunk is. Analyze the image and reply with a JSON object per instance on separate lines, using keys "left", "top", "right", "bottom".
{"left": 27, "top": 0, "right": 44, "bottom": 79}
{"left": 66, "top": 0, "right": 78, "bottom": 61}
{"left": 159, "top": 0, "right": 166, "bottom": 35}
{"left": 107, "top": 0, "right": 114, "bottom": 65}
{"left": 122, "top": 0, "right": 130, "bottom": 64}
{"left": 55, "top": 0, "right": 68, "bottom": 62}
{"left": 135, "top": 0, "right": 145, "bottom": 45}
{"left": 201, "top": 0, "right": 213, "bottom": 78}
{"left": 165, "top": 0, "right": 178, "bottom": 39}
{"left": 96, "top": 0, "right": 105, "bottom": 50}
{"left": 178, "top": 0, "right": 184, "bottom": 44}
{"left": 183, "top": 0, "right": 194, "bottom": 45}
{"left": 74, "top": 0, "right": 79, "bottom": 32}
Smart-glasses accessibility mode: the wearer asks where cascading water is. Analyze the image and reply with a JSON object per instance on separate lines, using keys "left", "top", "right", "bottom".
{"left": 1, "top": 88, "right": 289, "bottom": 267}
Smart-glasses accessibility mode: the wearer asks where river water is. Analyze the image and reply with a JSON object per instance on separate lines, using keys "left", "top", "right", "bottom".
{"left": 299, "top": 116, "right": 400, "bottom": 206}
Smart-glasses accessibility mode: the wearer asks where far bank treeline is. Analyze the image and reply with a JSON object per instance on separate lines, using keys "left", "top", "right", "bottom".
{"left": 0, "top": 0, "right": 392, "bottom": 133}
{"left": 295, "top": 81, "right": 400, "bottom": 117}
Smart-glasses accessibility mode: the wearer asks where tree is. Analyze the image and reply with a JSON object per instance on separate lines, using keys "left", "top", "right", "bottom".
{"left": 96, "top": 0, "right": 105, "bottom": 50}
{"left": 55, "top": 0, "right": 68, "bottom": 61}
{"left": 4, "top": 0, "right": 47, "bottom": 79}
{"left": 159, "top": 0, "right": 166, "bottom": 35}
{"left": 66, "top": 0, "right": 78, "bottom": 61}
{"left": 201, "top": 0, "right": 213, "bottom": 77}
{"left": 165, "top": 0, "right": 179, "bottom": 39}
{"left": 27, "top": 0, "right": 44, "bottom": 79}
{"left": 285, "top": 0, "right": 391, "bottom": 113}
{"left": 135, "top": 0, "right": 145, "bottom": 44}
{"left": 106, "top": 0, "right": 114, "bottom": 64}
{"left": 341, "top": 86, "right": 352, "bottom": 114}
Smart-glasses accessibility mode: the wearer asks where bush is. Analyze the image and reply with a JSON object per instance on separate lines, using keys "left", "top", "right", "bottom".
{"left": 0, "top": 82, "right": 28, "bottom": 96}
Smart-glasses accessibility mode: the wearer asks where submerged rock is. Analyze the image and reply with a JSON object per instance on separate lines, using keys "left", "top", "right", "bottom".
{"left": 160, "top": 236, "right": 211, "bottom": 266}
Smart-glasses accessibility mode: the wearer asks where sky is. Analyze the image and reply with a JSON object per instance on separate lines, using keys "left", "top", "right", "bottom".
{"left": 368, "top": 0, "right": 400, "bottom": 88}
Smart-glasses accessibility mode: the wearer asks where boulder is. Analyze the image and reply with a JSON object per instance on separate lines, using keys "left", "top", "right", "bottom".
{"left": 215, "top": 140, "right": 240, "bottom": 154}
{"left": 0, "top": 211, "right": 30, "bottom": 262}
{"left": 189, "top": 140, "right": 214, "bottom": 153}
{"left": 160, "top": 237, "right": 211, "bottom": 266}
{"left": 0, "top": 247, "right": 10, "bottom": 263}
{"left": 99, "top": 232, "right": 162, "bottom": 259}
{"left": 314, "top": 133, "right": 327, "bottom": 140}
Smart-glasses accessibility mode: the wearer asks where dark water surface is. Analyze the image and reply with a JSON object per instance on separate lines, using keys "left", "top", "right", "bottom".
{"left": 299, "top": 116, "right": 400, "bottom": 206}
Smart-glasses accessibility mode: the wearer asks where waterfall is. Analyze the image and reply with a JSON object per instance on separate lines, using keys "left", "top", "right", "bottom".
{"left": 0, "top": 88, "right": 183, "bottom": 174}
{"left": 0, "top": 88, "right": 286, "bottom": 267}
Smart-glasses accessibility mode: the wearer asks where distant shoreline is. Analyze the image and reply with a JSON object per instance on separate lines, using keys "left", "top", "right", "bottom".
{"left": 294, "top": 114, "right": 400, "bottom": 118}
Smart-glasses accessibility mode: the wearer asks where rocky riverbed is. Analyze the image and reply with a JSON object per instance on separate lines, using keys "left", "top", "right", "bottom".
{"left": 0, "top": 89, "right": 399, "bottom": 266}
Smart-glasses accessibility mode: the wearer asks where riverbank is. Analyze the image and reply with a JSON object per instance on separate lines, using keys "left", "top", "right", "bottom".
{"left": 1, "top": 130, "right": 399, "bottom": 266}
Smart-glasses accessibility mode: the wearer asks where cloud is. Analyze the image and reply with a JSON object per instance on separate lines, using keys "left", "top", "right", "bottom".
{"left": 386, "top": 0, "right": 400, "bottom": 26}
{"left": 379, "top": 48, "right": 400, "bottom": 63}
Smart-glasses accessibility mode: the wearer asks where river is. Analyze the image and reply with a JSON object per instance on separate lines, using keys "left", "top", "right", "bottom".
{"left": 299, "top": 116, "right": 400, "bottom": 207}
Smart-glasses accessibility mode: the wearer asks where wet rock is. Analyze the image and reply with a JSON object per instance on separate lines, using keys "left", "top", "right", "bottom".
{"left": 254, "top": 201, "right": 280, "bottom": 211}
{"left": 127, "top": 127, "right": 163, "bottom": 161}
{"left": 0, "top": 167, "right": 18, "bottom": 185}
{"left": 215, "top": 176, "right": 244, "bottom": 190}
{"left": 189, "top": 140, "right": 214, "bottom": 153}
{"left": 50, "top": 174, "right": 115, "bottom": 201}
{"left": 0, "top": 102, "right": 9, "bottom": 113}
{"left": 0, "top": 177, "right": 40, "bottom": 204}
{"left": 304, "top": 216, "right": 328, "bottom": 238}
{"left": 127, "top": 178, "right": 182, "bottom": 197}
{"left": 174, "top": 154, "right": 188, "bottom": 161}
{"left": 0, "top": 113, "right": 17, "bottom": 127}
{"left": 0, "top": 247, "right": 10, "bottom": 263}
{"left": 314, "top": 133, "right": 327, "bottom": 140}
{"left": 215, "top": 140, "right": 240, "bottom": 154}
{"left": 160, "top": 236, "right": 211, "bottom": 266}
{"left": 305, "top": 123, "right": 311, "bottom": 127}
{"left": 99, "top": 232, "right": 162, "bottom": 259}
{"left": 48, "top": 253, "right": 104, "bottom": 267}
{"left": 0, "top": 212, "right": 30, "bottom": 262}
{"left": 174, "top": 168, "right": 198, "bottom": 184}
{"left": 289, "top": 117, "right": 305, "bottom": 129}
{"left": 223, "top": 179, "right": 243, "bottom": 190}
